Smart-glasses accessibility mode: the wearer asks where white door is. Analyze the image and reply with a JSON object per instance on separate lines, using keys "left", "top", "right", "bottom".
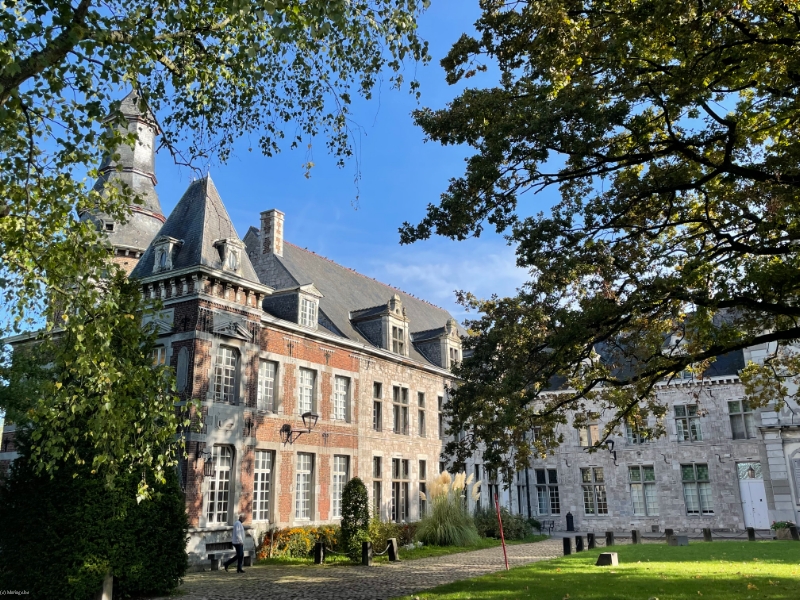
{"left": 738, "top": 462, "right": 769, "bottom": 529}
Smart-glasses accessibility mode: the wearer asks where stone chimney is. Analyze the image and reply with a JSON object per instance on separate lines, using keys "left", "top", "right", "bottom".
{"left": 260, "top": 209, "right": 285, "bottom": 257}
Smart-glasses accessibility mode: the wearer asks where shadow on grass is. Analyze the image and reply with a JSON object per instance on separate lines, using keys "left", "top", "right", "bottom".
{"left": 401, "top": 542, "right": 800, "bottom": 600}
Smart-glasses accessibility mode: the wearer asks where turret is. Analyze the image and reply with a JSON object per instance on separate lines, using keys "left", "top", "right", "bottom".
{"left": 80, "top": 91, "right": 165, "bottom": 274}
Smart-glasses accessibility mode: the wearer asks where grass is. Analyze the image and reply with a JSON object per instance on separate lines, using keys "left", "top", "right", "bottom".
{"left": 256, "top": 534, "right": 549, "bottom": 566}
{"left": 392, "top": 541, "right": 800, "bottom": 600}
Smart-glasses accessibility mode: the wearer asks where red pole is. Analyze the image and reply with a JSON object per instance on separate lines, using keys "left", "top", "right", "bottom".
{"left": 495, "top": 492, "right": 509, "bottom": 571}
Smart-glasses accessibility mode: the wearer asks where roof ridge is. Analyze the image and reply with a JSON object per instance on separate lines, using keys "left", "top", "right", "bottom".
{"left": 284, "top": 241, "right": 449, "bottom": 312}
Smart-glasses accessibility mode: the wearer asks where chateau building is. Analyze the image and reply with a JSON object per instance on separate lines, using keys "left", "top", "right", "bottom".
{"left": 2, "top": 94, "right": 800, "bottom": 567}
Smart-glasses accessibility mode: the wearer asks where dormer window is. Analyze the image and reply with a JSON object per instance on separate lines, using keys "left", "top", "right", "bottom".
{"left": 392, "top": 326, "right": 405, "bottom": 354}
{"left": 449, "top": 347, "right": 460, "bottom": 367}
{"left": 152, "top": 235, "right": 183, "bottom": 273}
{"left": 300, "top": 297, "right": 317, "bottom": 328}
{"left": 214, "top": 238, "right": 244, "bottom": 275}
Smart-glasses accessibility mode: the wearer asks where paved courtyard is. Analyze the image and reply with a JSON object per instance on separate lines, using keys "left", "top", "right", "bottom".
{"left": 155, "top": 538, "right": 564, "bottom": 600}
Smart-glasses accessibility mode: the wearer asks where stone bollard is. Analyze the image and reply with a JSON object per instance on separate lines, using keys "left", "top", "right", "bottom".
{"left": 789, "top": 524, "right": 800, "bottom": 541}
{"left": 563, "top": 536, "right": 572, "bottom": 555}
{"left": 631, "top": 529, "right": 641, "bottom": 545}
{"left": 575, "top": 536, "right": 584, "bottom": 552}
{"left": 703, "top": 528, "right": 712, "bottom": 542}
{"left": 387, "top": 538, "right": 400, "bottom": 562}
{"left": 605, "top": 531, "right": 615, "bottom": 547}
{"left": 101, "top": 571, "right": 113, "bottom": 600}
{"left": 314, "top": 542, "right": 325, "bottom": 564}
{"left": 362, "top": 541, "right": 373, "bottom": 566}
{"left": 747, "top": 527, "right": 756, "bottom": 542}
{"left": 587, "top": 532, "right": 596, "bottom": 549}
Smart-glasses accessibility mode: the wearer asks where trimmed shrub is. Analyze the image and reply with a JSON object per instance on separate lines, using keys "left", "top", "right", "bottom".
{"left": 368, "top": 518, "right": 402, "bottom": 552}
{"left": 0, "top": 451, "right": 188, "bottom": 600}
{"left": 415, "top": 471, "right": 480, "bottom": 547}
{"left": 474, "top": 506, "right": 532, "bottom": 540}
{"left": 340, "top": 477, "right": 370, "bottom": 560}
{"left": 256, "top": 525, "right": 340, "bottom": 559}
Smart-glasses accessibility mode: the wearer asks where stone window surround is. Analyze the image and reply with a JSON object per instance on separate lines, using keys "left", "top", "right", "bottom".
{"left": 204, "top": 444, "right": 235, "bottom": 526}
{"left": 298, "top": 294, "right": 318, "bottom": 330}
{"left": 331, "top": 454, "right": 351, "bottom": 519}
{"left": 253, "top": 449, "right": 274, "bottom": 522}
{"left": 295, "top": 452, "right": 315, "bottom": 521}
{"left": 391, "top": 383, "right": 410, "bottom": 435}
{"left": 330, "top": 369, "right": 354, "bottom": 423}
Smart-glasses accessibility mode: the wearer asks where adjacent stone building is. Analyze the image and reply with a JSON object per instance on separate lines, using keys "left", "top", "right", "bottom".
{"left": 467, "top": 350, "right": 800, "bottom": 534}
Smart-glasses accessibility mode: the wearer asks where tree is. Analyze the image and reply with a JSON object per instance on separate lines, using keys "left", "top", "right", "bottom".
{"left": 0, "top": 429, "right": 189, "bottom": 600}
{"left": 0, "top": 0, "right": 429, "bottom": 489}
{"left": 400, "top": 0, "right": 800, "bottom": 474}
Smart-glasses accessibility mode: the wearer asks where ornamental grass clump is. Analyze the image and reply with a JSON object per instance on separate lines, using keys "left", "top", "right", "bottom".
{"left": 415, "top": 471, "right": 481, "bottom": 547}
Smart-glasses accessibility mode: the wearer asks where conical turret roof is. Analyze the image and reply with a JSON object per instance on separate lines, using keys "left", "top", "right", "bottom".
{"left": 131, "top": 175, "right": 259, "bottom": 284}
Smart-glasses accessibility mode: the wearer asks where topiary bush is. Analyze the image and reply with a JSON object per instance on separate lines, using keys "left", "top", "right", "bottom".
{"left": 340, "top": 477, "right": 370, "bottom": 560}
{"left": 0, "top": 441, "right": 188, "bottom": 600}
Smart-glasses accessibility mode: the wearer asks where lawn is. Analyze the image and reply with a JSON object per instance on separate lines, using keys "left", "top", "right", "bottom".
{"left": 393, "top": 541, "right": 800, "bottom": 600}
{"left": 257, "top": 534, "right": 549, "bottom": 566}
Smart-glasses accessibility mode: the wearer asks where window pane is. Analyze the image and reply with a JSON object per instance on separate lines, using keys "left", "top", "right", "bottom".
{"left": 580, "top": 468, "right": 592, "bottom": 483}
{"left": 643, "top": 466, "right": 655, "bottom": 482}
{"left": 373, "top": 382, "right": 382, "bottom": 398}
{"left": 684, "top": 483, "right": 700, "bottom": 513}
{"left": 593, "top": 468, "right": 604, "bottom": 483}
{"left": 583, "top": 486, "right": 595, "bottom": 514}
{"left": 549, "top": 486, "right": 561, "bottom": 514}
{"left": 595, "top": 486, "right": 608, "bottom": 514}
{"left": 737, "top": 462, "right": 762, "bottom": 480}
{"left": 728, "top": 400, "right": 742, "bottom": 414}
{"left": 537, "top": 487, "right": 548, "bottom": 513}
{"left": 257, "top": 361, "right": 276, "bottom": 411}
{"left": 698, "top": 482, "right": 713, "bottom": 513}
{"left": 690, "top": 418, "right": 702, "bottom": 441}
{"left": 253, "top": 450, "right": 272, "bottom": 521}
{"left": 730, "top": 414, "right": 746, "bottom": 439}
{"left": 631, "top": 483, "right": 645, "bottom": 515}
{"left": 548, "top": 469, "right": 558, "bottom": 484}
{"left": 681, "top": 465, "right": 696, "bottom": 481}
{"left": 535, "top": 469, "right": 546, "bottom": 485}
{"left": 644, "top": 483, "right": 659, "bottom": 516}
{"left": 334, "top": 376, "right": 349, "bottom": 421}
{"left": 299, "top": 369, "right": 315, "bottom": 414}
{"left": 744, "top": 413, "right": 757, "bottom": 439}
{"left": 674, "top": 405, "right": 687, "bottom": 417}
{"left": 695, "top": 464, "right": 709, "bottom": 481}
{"left": 629, "top": 466, "right": 641, "bottom": 482}
{"left": 373, "top": 456, "right": 382, "bottom": 478}
{"left": 687, "top": 405, "right": 698, "bottom": 417}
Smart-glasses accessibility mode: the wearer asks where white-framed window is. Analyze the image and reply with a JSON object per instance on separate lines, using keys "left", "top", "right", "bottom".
{"left": 206, "top": 446, "right": 233, "bottom": 524}
{"left": 392, "top": 458, "right": 410, "bottom": 522}
{"left": 257, "top": 360, "right": 277, "bottom": 412}
{"left": 675, "top": 405, "right": 702, "bottom": 441}
{"left": 393, "top": 386, "right": 409, "bottom": 435}
{"left": 728, "top": 400, "right": 757, "bottom": 440}
{"left": 333, "top": 376, "right": 350, "bottom": 422}
{"left": 535, "top": 469, "right": 560, "bottom": 514}
{"left": 581, "top": 467, "right": 608, "bottom": 515}
{"left": 682, "top": 463, "right": 713, "bottom": 514}
{"left": 296, "top": 453, "right": 314, "bottom": 520}
{"left": 253, "top": 450, "right": 273, "bottom": 522}
{"left": 625, "top": 423, "right": 649, "bottom": 444}
{"left": 298, "top": 368, "right": 316, "bottom": 414}
{"left": 578, "top": 424, "right": 600, "bottom": 447}
{"left": 332, "top": 455, "right": 350, "bottom": 518}
{"left": 373, "top": 456, "right": 383, "bottom": 519}
{"left": 214, "top": 345, "right": 238, "bottom": 403}
{"left": 438, "top": 396, "right": 444, "bottom": 439}
{"left": 449, "top": 347, "right": 459, "bottom": 368}
{"left": 373, "top": 382, "right": 382, "bottom": 431}
{"left": 629, "top": 465, "right": 658, "bottom": 516}
{"left": 300, "top": 297, "right": 316, "bottom": 328}
{"left": 419, "top": 459, "right": 428, "bottom": 516}
{"left": 391, "top": 325, "right": 405, "bottom": 354}
{"left": 151, "top": 345, "right": 167, "bottom": 366}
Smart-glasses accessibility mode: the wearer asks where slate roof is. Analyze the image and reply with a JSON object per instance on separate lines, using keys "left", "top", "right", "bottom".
{"left": 131, "top": 175, "right": 259, "bottom": 284}
{"left": 251, "top": 239, "right": 466, "bottom": 364}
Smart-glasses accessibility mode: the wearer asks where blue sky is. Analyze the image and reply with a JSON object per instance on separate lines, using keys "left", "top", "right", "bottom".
{"left": 152, "top": 1, "right": 555, "bottom": 323}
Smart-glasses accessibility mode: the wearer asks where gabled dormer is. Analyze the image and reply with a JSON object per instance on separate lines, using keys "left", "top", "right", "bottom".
{"left": 262, "top": 283, "right": 323, "bottom": 330}
{"left": 214, "top": 237, "right": 245, "bottom": 275}
{"left": 350, "top": 294, "right": 410, "bottom": 357}
{"left": 411, "top": 317, "right": 463, "bottom": 369}
{"left": 151, "top": 235, "right": 183, "bottom": 274}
